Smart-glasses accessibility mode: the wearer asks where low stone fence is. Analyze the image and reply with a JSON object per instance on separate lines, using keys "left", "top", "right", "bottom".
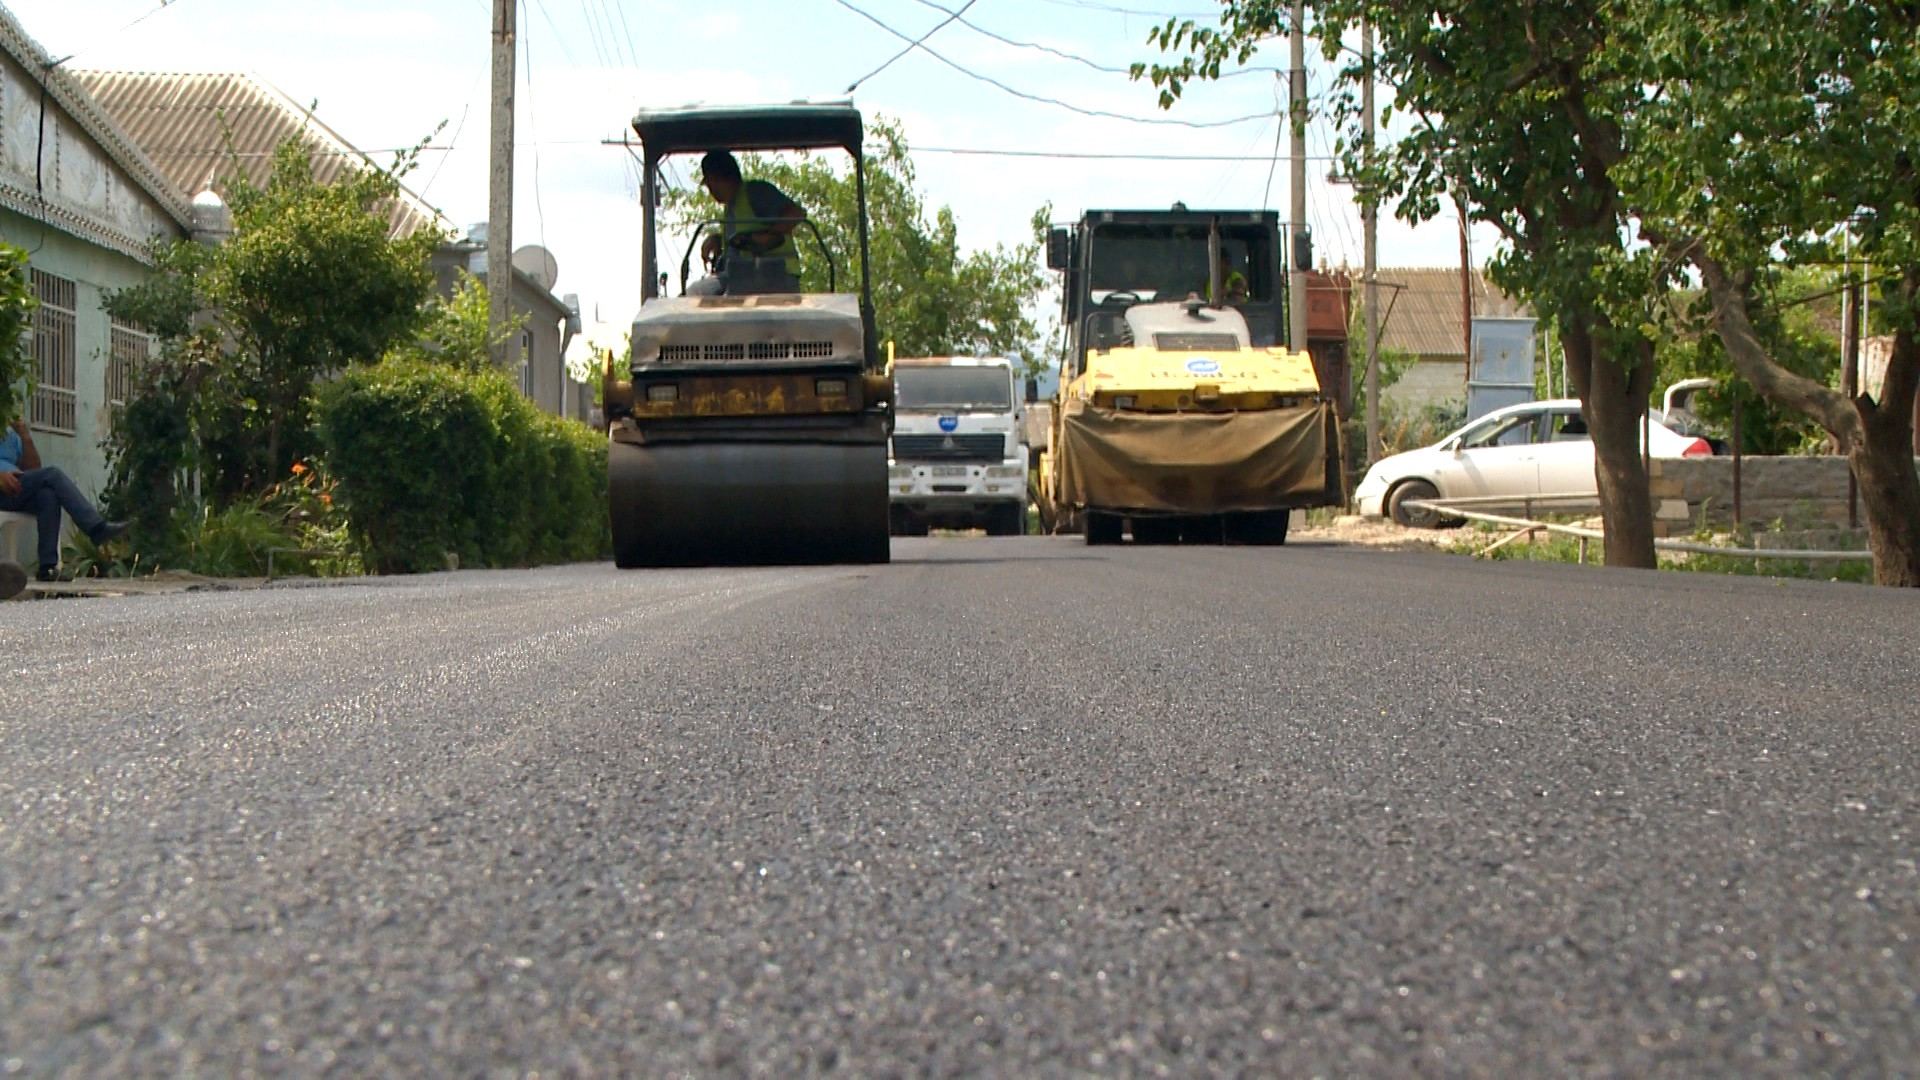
{"left": 1646, "top": 456, "right": 1912, "bottom": 535}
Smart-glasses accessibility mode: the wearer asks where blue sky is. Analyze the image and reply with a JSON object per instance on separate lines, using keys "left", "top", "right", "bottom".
{"left": 11, "top": 0, "right": 1495, "bottom": 337}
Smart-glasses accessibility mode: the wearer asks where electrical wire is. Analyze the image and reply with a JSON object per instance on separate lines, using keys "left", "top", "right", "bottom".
{"left": 845, "top": 0, "right": 980, "bottom": 94}
{"left": 521, "top": 3, "right": 548, "bottom": 252}
{"left": 831, "top": 0, "right": 1273, "bottom": 128}
{"left": 1030, "top": 0, "right": 1219, "bottom": 17}
{"left": 901, "top": 0, "right": 1285, "bottom": 80}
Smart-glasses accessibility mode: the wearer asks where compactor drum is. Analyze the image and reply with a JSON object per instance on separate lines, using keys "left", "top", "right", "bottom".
{"left": 606, "top": 104, "right": 891, "bottom": 567}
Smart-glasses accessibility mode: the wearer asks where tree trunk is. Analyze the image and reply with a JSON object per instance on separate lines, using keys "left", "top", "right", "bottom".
{"left": 1561, "top": 315, "right": 1657, "bottom": 568}
{"left": 1697, "top": 251, "right": 1920, "bottom": 586}
{"left": 1853, "top": 316, "right": 1920, "bottom": 586}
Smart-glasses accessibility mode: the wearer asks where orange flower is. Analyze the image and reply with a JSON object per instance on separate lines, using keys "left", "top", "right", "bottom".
{"left": 290, "top": 462, "right": 308, "bottom": 476}
{"left": 319, "top": 494, "right": 332, "bottom": 506}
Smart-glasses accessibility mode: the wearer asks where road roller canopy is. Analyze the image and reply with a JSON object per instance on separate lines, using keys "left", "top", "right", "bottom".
{"left": 631, "top": 103, "right": 865, "bottom": 160}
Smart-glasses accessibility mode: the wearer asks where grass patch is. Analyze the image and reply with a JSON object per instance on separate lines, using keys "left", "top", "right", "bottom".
{"left": 1442, "top": 520, "right": 1875, "bottom": 584}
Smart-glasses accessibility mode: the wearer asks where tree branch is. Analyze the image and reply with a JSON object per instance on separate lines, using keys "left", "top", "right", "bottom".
{"left": 1689, "top": 242, "right": 1863, "bottom": 446}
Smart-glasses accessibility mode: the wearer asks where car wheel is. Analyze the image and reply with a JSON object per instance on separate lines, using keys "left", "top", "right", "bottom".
{"left": 1387, "top": 479, "right": 1446, "bottom": 529}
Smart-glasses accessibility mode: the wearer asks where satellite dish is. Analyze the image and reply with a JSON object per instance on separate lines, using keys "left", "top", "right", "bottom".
{"left": 512, "top": 245, "right": 560, "bottom": 292}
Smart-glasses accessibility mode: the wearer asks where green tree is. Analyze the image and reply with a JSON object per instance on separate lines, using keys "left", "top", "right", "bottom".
{"left": 387, "top": 271, "right": 522, "bottom": 373}
{"left": 108, "top": 140, "right": 441, "bottom": 497}
{"left": 1143, "top": 3, "right": 1674, "bottom": 568}
{"left": 0, "top": 242, "right": 37, "bottom": 424}
{"left": 663, "top": 119, "right": 1049, "bottom": 363}
{"left": 1620, "top": 0, "right": 1920, "bottom": 586}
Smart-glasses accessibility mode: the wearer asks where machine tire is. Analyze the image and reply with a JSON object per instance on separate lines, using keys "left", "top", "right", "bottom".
{"left": 1224, "top": 510, "right": 1289, "bottom": 545}
{"left": 1387, "top": 479, "right": 1447, "bottom": 529}
{"left": 1084, "top": 511, "right": 1123, "bottom": 546}
{"left": 986, "top": 503, "right": 1026, "bottom": 537}
{"left": 1131, "top": 517, "right": 1181, "bottom": 545}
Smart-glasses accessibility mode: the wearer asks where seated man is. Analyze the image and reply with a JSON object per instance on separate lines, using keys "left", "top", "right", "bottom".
{"left": 697, "top": 149, "right": 806, "bottom": 293}
{"left": 0, "top": 416, "right": 128, "bottom": 582}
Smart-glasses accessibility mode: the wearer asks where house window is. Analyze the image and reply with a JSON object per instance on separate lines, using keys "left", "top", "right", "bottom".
{"left": 29, "top": 269, "right": 78, "bottom": 435}
{"left": 520, "top": 330, "right": 534, "bottom": 397}
{"left": 107, "top": 319, "right": 153, "bottom": 415}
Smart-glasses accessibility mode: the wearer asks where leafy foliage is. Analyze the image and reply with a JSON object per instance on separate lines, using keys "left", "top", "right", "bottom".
{"left": 317, "top": 358, "right": 607, "bottom": 574}
{"left": 388, "top": 270, "right": 523, "bottom": 373}
{"left": 0, "top": 242, "right": 37, "bottom": 424}
{"left": 662, "top": 119, "right": 1049, "bottom": 364}
{"left": 105, "top": 140, "right": 441, "bottom": 499}
{"left": 1141, "top": 3, "right": 1716, "bottom": 568}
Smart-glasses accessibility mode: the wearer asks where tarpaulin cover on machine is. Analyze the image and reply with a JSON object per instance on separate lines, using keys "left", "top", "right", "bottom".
{"left": 1057, "top": 398, "right": 1335, "bottom": 513}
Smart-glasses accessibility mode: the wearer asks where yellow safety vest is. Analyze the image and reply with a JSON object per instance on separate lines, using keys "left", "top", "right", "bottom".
{"left": 725, "top": 183, "right": 800, "bottom": 275}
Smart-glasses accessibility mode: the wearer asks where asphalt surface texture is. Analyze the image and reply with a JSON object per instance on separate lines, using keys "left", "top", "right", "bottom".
{"left": 2, "top": 536, "right": 1915, "bottom": 1076}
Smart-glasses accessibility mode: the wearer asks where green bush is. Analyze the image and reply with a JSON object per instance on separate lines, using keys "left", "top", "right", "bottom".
{"left": 317, "top": 358, "right": 607, "bottom": 573}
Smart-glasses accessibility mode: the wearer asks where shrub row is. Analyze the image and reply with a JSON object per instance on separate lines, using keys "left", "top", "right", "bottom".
{"left": 317, "top": 359, "right": 607, "bottom": 573}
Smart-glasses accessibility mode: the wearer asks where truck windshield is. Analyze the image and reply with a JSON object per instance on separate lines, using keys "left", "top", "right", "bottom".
{"left": 1087, "top": 224, "right": 1272, "bottom": 303}
{"left": 895, "top": 367, "right": 1013, "bottom": 410}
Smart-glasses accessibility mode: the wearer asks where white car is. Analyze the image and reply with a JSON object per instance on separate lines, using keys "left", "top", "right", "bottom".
{"left": 1353, "top": 398, "right": 1713, "bottom": 527}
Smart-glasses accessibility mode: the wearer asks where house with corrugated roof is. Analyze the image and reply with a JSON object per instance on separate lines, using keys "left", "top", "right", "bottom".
{"left": 69, "top": 68, "right": 590, "bottom": 422}
{"left": 1362, "top": 267, "right": 1531, "bottom": 412}
{"left": 0, "top": 6, "right": 195, "bottom": 559}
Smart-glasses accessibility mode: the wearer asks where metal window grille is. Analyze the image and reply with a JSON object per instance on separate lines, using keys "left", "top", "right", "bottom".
{"left": 520, "top": 332, "right": 534, "bottom": 397}
{"left": 107, "top": 320, "right": 152, "bottom": 413}
{"left": 30, "top": 269, "right": 78, "bottom": 435}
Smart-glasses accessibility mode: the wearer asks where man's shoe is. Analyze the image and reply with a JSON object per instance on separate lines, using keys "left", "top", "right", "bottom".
{"left": 92, "top": 520, "right": 131, "bottom": 544}
{"left": 36, "top": 565, "right": 72, "bottom": 583}
{"left": 0, "top": 561, "right": 25, "bottom": 601}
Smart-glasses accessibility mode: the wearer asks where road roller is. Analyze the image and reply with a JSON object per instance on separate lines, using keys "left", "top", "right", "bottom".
{"left": 603, "top": 103, "right": 891, "bottom": 567}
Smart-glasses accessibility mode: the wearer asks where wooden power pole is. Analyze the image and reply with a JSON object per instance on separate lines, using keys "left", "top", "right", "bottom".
{"left": 1288, "top": 1, "right": 1309, "bottom": 353}
{"left": 1361, "top": 22, "right": 1380, "bottom": 466}
{"left": 488, "top": 0, "right": 516, "bottom": 368}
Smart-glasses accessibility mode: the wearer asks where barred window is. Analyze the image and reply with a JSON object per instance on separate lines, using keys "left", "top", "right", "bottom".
{"left": 107, "top": 319, "right": 153, "bottom": 414}
{"left": 30, "top": 269, "right": 78, "bottom": 435}
{"left": 520, "top": 331, "right": 534, "bottom": 397}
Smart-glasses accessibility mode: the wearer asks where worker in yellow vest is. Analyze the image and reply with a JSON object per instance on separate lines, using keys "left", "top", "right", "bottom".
{"left": 698, "top": 150, "right": 806, "bottom": 283}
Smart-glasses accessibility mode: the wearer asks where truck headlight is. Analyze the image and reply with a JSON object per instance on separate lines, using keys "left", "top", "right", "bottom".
{"left": 985, "top": 464, "right": 1024, "bottom": 478}
{"left": 888, "top": 465, "right": 911, "bottom": 480}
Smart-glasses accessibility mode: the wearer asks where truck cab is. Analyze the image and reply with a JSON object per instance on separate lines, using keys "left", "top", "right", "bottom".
{"left": 887, "top": 356, "right": 1030, "bottom": 536}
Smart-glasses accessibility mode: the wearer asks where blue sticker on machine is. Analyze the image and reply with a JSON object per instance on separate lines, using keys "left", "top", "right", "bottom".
{"left": 1186, "top": 357, "right": 1221, "bottom": 374}
{"left": 938, "top": 415, "right": 959, "bottom": 432}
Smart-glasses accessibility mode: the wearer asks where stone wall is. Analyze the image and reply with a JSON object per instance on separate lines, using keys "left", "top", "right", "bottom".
{"left": 1645, "top": 456, "right": 1912, "bottom": 535}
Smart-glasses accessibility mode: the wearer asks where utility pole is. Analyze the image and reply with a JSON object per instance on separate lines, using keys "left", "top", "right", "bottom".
{"left": 1288, "top": 1, "right": 1309, "bottom": 353}
{"left": 1361, "top": 21, "right": 1380, "bottom": 466}
{"left": 488, "top": 0, "right": 516, "bottom": 368}
{"left": 1458, "top": 195, "right": 1472, "bottom": 391}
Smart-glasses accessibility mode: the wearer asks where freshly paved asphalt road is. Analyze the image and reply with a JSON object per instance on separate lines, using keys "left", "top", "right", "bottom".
{"left": 2, "top": 537, "right": 1915, "bottom": 1076}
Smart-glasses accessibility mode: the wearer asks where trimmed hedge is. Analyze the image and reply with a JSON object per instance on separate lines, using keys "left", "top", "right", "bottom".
{"left": 317, "top": 358, "right": 608, "bottom": 573}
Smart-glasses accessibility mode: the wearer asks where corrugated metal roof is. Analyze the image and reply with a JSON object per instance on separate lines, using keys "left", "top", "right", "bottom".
{"left": 1364, "top": 267, "right": 1530, "bottom": 358}
{"left": 68, "top": 70, "right": 452, "bottom": 240}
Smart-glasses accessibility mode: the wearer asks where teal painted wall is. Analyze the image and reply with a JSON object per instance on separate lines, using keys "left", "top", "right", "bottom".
{"left": 2, "top": 205, "right": 160, "bottom": 560}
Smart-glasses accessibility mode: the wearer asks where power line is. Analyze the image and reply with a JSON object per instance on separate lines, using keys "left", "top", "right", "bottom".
{"left": 521, "top": 2, "right": 548, "bottom": 252}
{"left": 1030, "top": 0, "right": 1220, "bottom": 16}
{"left": 846, "top": 0, "right": 981, "bottom": 94}
{"left": 903, "top": 0, "right": 1284, "bottom": 81}
{"left": 912, "top": 145, "right": 1340, "bottom": 161}
{"left": 831, "top": 0, "right": 1272, "bottom": 128}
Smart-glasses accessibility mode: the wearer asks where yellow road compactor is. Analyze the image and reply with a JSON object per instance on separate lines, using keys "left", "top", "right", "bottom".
{"left": 604, "top": 103, "right": 891, "bottom": 566}
{"left": 1039, "top": 208, "right": 1344, "bottom": 545}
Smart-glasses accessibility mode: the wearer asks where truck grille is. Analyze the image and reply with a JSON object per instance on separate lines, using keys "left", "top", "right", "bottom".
{"left": 658, "top": 340, "right": 836, "bottom": 363}
{"left": 892, "top": 434, "right": 1005, "bottom": 461}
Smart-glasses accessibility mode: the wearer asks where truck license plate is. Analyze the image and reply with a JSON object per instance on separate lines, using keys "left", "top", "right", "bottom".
{"left": 931, "top": 466, "right": 969, "bottom": 477}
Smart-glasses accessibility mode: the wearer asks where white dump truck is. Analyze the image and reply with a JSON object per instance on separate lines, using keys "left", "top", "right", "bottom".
{"left": 888, "top": 356, "right": 1030, "bottom": 535}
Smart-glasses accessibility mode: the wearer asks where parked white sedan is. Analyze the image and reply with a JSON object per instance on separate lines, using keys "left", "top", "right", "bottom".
{"left": 1352, "top": 398, "right": 1714, "bottom": 527}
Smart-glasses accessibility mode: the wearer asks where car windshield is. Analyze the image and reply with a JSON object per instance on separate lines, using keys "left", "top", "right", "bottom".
{"left": 1452, "top": 412, "right": 1537, "bottom": 449}
{"left": 895, "top": 367, "right": 1012, "bottom": 410}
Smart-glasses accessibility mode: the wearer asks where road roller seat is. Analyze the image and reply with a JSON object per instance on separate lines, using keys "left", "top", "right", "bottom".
{"left": 721, "top": 254, "right": 802, "bottom": 296}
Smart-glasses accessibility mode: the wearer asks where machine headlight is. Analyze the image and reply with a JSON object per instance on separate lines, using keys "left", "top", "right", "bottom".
{"left": 1112, "top": 395, "right": 1136, "bottom": 409}
{"left": 645, "top": 383, "right": 679, "bottom": 403}
{"left": 815, "top": 378, "right": 848, "bottom": 397}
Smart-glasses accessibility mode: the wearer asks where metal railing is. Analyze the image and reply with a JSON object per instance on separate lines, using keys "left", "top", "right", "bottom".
{"left": 1404, "top": 498, "right": 1874, "bottom": 564}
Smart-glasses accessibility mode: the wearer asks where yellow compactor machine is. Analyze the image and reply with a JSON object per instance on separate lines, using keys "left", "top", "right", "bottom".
{"left": 1039, "top": 208, "right": 1344, "bottom": 544}
{"left": 603, "top": 103, "right": 891, "bottom": 566}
